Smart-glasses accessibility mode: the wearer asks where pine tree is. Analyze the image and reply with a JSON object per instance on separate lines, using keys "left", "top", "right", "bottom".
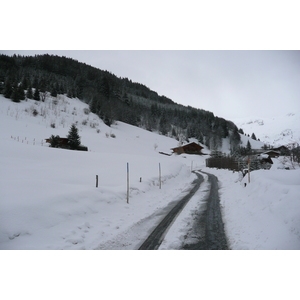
{"left": 246, "top": 140, "right": 252, "bottom": 154}
{"left": 3, "top": 78, "right": 13, "bottom": 98}
{"left": 50, "top": 84, "right": 58, "bottom": 97}
{"left": 33, "top": 88, "right": 40, "bottom": 101}
{"left": 17, "top": 84, "right": 25, "bottom": 100}
{"left": 67, "top": 124, "right": 81, "bottom": 150}
{"left": 11, "top": 82, "right": 20, "bottom": 102}
{"left": 26, "top": 85, "right": 33, "bottom": 99}
{"left": 251, "top": 133, "right": 257, "bottom": 140}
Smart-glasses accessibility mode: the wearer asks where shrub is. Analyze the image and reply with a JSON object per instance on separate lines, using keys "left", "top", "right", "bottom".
{"left": 49, "top": 135, "right": 60, "bottom": 148}
{"left": 83, "top": 108, "right": 90, "bottom": 115}
{"left": 32, "top": 109, "right": 38, "bottom": 116}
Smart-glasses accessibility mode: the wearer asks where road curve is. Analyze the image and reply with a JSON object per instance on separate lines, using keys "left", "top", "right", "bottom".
{"left": 138, "top": 172, "right": 204, "bottom": 250}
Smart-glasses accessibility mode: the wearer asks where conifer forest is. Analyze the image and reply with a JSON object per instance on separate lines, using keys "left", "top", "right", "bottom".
{"left": 0, "top": 54, "right": 241, "bottom": 150}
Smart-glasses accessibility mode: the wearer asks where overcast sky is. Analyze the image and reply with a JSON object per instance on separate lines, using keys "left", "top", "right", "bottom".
{"left": 1, "top": 50, "right": 299, "bottom": 121}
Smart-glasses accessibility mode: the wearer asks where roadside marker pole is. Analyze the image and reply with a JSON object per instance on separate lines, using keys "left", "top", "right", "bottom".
{"left": 159, "top": 163, "right": 161, "bottom": 189}
{"left": 127, "top": 163, "right": 129, "bottom": 203}
{"left": 96, "top": 175, "right": 98, "bottom": 188}
{"left": 248, "top": 157, "right": 251, "bottom": 183}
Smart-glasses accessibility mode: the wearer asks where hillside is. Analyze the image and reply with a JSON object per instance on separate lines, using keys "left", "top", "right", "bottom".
{"left": 0, "top": 93, "right": 204, "bottom": 249}
{"left": 0, "top": 53, "right": 241, "bottom": 152}
{"left": 1, "top": 93, "right": 300, "bottom": 250}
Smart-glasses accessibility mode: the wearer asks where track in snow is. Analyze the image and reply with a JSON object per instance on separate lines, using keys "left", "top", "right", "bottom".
{"left": 139, "top": 170, "right": 228, "bottom": 250}
{"left": 181, "top": 171, "right": 228, "bottom": 250}
{"left": 138, "top": 172, "right": 204, "bottom": 250}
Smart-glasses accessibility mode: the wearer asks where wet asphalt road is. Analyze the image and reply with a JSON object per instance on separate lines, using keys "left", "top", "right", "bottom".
{"left": 181, "top": 171, "right": 228, "bottom": 250}
{"left": 139, "top": 170, "right": 228, "bottom": 250}
{"left": 138, "top": 172, "right": 204, "bottom": 250}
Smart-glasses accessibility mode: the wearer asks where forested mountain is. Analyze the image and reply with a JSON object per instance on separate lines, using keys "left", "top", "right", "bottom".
{"left": 0, "top": 54, "right": 240, "bottom": 150}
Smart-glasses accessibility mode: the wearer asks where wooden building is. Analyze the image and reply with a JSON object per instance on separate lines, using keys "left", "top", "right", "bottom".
{"left": 45, "top": 137, "right": 88, "bottom": 151}
{"left": 45, "top": 137, "right": 69, "bottom": 148}
{"left": 171, "top": 142, "right": 204, "bottom": 155}
{"left": 263, "top": 150, "right": 280, "bottom": 158}
{"left": 273, "top": 145, "right": 290, "bottom": 155}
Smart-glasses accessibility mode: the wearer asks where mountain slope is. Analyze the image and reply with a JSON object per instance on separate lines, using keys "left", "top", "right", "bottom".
{"left": 233, "top": 113, "right": 300, "bottom": 148}
{"left": 0, "top": 93, "right": 205, "bottom": 249}
{"left": 0, "top": 53, "right": 241, "bottom": 151}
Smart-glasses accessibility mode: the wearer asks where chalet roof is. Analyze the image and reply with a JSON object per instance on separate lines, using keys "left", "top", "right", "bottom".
{"left": 263, "top": 150, "right": 280, "bottom": 154}
{"left": 171, "top": 142, "right": 203, "bottom": 151}
{"left": 273, "top": 145, "right": 289, "bottom": 151}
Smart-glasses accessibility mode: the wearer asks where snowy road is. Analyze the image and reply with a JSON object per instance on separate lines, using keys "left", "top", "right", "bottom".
{"left": 181, "top": 171, "right": 228, "bottom": 250}
{"left": 139, "top": 171, "right": 228, "bottom": 250}
{"left": 139, "top": 172, "right": 204, "bottom": 250}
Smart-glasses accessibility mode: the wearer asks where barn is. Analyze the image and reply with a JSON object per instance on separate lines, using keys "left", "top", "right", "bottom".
{"left": 171, "top": 142, "right": 204, "bottom": 155}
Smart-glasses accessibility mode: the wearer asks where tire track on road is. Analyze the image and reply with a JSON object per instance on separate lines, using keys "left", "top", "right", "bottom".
{"left": 138, "top": 172, "right": 204, "bottom": 250}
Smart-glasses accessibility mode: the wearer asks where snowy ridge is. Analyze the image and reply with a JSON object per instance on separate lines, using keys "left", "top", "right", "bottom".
{"left": 233, "top": 112, "right": 300, "bottom": 147}
{"left": 1, "top": 94, "right": 300, "bottom": 250}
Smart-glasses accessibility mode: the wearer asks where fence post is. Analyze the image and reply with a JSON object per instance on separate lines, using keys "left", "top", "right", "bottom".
{"left": 159, "top": 163, "right": 161, "bottom": 189}
{"left": 248, "top": 157, "right": 251, "bottom": 183}
{"left": 96, "top": 175, "right": 98, "bottom": 188}
{"left": 127, "top": 163, "right": 129, "bottom": 203}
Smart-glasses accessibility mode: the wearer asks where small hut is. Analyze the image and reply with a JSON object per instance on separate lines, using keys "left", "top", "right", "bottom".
{"left": 171, "top": 142, "right": 204, "bottom": 155}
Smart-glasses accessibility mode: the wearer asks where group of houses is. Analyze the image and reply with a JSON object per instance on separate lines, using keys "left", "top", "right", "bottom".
{"left": 169, "top": 141, "right": 289, "bottom": 172}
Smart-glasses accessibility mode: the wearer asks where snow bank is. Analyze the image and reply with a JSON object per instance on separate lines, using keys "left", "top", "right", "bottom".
{"left": 204, "top": 166, "right": 300, "bottom": 249}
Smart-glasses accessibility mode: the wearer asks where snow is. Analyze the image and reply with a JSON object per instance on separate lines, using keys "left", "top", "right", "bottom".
{"left": 233, "top": 113, "right": 300, "bottom": 147}
{"left": 1, "top": 94, "right": 300, "bottom": 251}
{"left": 239, "top": 131, "right": 265, "bottom": 149}
{"left": 204, "top": 166, "right": 300, "bottom": 250}
{"left": 0, "top": 95, "right": 197, "bottom": 250}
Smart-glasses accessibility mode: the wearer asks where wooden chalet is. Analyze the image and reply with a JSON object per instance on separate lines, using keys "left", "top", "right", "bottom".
{"left": 263, "top": 150, "right": 280, "bottom": 158}
{"left": 171, "top": 142, "right": 204, "bottom": 155}
{"left": 45, "top": 137, "right": 69, "bottom": 148}
{"left": 273, "top": 145, "right": 290, "bottom": 155}
{"left": 45, "top": 137, "right": 88, "bottom": 151}
{"left": 257, "top": 154, "right": 273, "bottom": 164}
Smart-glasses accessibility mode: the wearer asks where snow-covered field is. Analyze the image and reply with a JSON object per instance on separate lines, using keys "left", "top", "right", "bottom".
{"left": 1, "top": 94, "right": 300, "bottom": 250}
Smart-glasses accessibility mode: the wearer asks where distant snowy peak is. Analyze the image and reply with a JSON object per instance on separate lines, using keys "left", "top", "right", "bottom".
{"left": 232, "top": 112, "right": 300, "bottom": 147}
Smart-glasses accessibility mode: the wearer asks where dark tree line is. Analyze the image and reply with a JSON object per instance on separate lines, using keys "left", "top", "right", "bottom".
{"left": 0, "top": 53, "right": 241, "bottom": 150}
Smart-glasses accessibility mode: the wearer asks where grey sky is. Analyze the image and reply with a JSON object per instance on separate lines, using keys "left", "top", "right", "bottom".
{"left": 1, "top": 50, "right": 299, "bottom": 121}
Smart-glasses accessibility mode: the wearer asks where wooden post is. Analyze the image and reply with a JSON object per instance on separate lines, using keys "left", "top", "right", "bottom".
{"left": 127, "top": 163, "right": 129, "bottom": 203}
{"left": 96, "top": 175, "right": 98, "bottom": 188}
{"left": 191, "top": 160, "right": 193, "bottom": 172}
{"left": 159, "top": 163, "right": 161, "bottom": 189}
{"left": 248, "top": 157, "right": 251, "bottom": 183}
